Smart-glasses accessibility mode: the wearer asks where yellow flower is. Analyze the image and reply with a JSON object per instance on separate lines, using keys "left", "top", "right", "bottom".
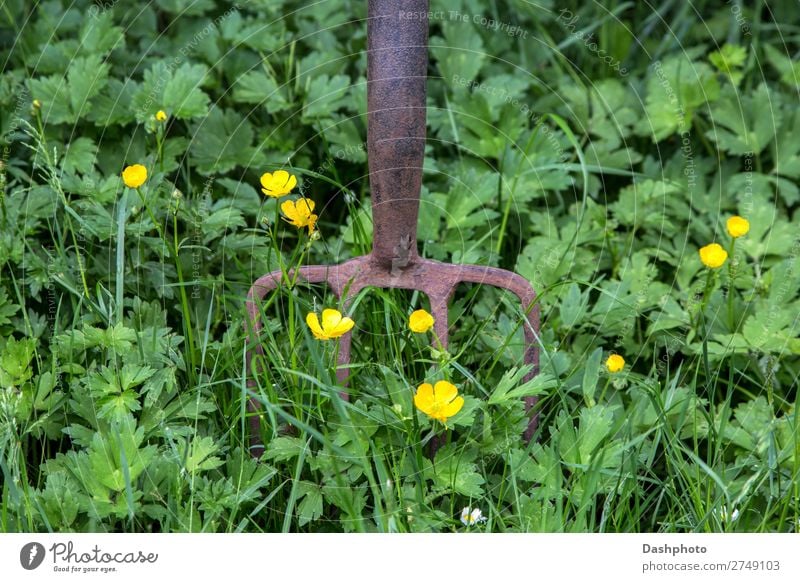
{"left": 121, "top": 164, "right": 147, "bottom": 189}
{"left": 306, "top": 308, "right": 354, "bottom": 340}
{"left": 408, "top": 309, "right": 435, "bottom": 333}
{"left": 413, "top": 380, "right": 464, "bottom": 423}
{"left": 726, "top": 216, "right": 749, "bottom": 238}
{"left": 699, "top": 243, "right": 728, "bottom": 269}
{"left": 260, "top": 169, "right": 297, "bottom": 198}
{"left": 606, "top": 354, "right": 625, "bottom": 373}
{"left": 156, "top": 110, "right": 168, "bottom": 122}
{"left": 280, "top": 198, "right": 318, "bottom": 233}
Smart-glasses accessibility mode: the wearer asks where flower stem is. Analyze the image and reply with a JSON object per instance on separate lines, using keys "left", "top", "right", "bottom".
{"left": 727, "top": 238, "right": 736, "bottom": 332}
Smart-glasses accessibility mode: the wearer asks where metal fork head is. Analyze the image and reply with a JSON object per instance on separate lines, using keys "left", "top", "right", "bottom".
{"left": 244, "top": 255, "right": 540, "bottom": 457}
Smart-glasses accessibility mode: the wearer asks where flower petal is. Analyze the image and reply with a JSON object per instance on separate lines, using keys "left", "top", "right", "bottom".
{"left": 321, "top": 309, "right": 342, "bottom": 332}
{"left": 273, "top": 169, "right": 289, "bottom": 187}
{"left": 441, "top": 395, "right": 464, "bottom": 418}
{"left": 285, "top": 173, "right": 297, "bottom": 191}
{"left": 281, "top": 200, "right": 298, "bottom": 222}
{"left": 329, "top": 316, "right": 354, "bottom": 337}
{"left": 305, "top": 312, "right": 327, "bottom": 339}
{"left": 260, "top": 172, "right": 274, "bottom": 190}
{"left": 414, "top": 383, "right": 435, "bottom": 414}
{"left": 433, "top": 380, "right": 458, "bottom": 403}
{"left": 296, "top": 198, "right": 315, "bottom": 216}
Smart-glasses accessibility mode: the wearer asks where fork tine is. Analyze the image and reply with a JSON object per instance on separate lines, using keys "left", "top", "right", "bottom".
{"left": 336, "top": 332, "right": 353, "bottom": 400}
{"left": 429, "top": 292, "right": 451, "bottom": 351}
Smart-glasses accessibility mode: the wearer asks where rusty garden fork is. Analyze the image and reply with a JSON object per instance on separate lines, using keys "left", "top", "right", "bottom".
{"left": 244, "top": 0, "right": 540, "bottom": 457}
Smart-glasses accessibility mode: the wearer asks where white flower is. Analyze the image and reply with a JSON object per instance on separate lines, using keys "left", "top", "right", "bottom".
{"left": 717, "top": 505, "right": 739, "bottom": 523}
{"left": 460, "top": 507, "right": 487, "bottom": 526}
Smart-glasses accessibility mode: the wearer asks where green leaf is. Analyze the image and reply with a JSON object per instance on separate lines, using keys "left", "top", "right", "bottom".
{"left": 431, "top": 169, "right": 499, "bottom": 230}
{"left": 265, "top": 437, "right": 307, "bottom": 462}
{"left": 559, "top": 283, "right": 589, "bottom": 329}
{"left": 705, "top": 84, "right": 780, "bottom": 155}
{"left": 232, "top": 70, "right": 290, "bottom": 113}
{"left": 302, "top": 74, "right": 351, "bottom": 120}
{"left": 78, "top": 10, "right": 124, "bottom": 55}
{"left": 296, "top": 482, "right": 324, "bottom": 526}
{"left": 764, "top": 44, "right": 800, "bottom": 89}
{"left": 489, "top": 366, "right": 556, "bottom": 405}
{"left": 431, "top": 21, "right": 485, "bottom": 84}
{"left": 87, "top": 78, "right": 138, "bottom": 126}
{"left": 189, "top": 106, "right": 257, "bottom": 174}
{"left": 61, "top": 137, "right": 97, "bottom": 175}
{"left": 184, "top": 436, "right": 224, "bottom": 472}
{"left": 577, "top": 405, "right": 615, "bottom": 464}
{"left": 0, "top": 288, "right": 20, "bottom": 326}
{"left": 67, "top": 55, "right": 110, "bottom": 117}
{"left": 425, "top": 445, "right": 485, "bottom": 497}
{"left": 0, "top": 336, "right": 36, "bottom": 387}
{"left": 88, "top": 415, "right": 156, "bottom": 492}
{"left": 39, "top": 472, "right": 80, "bottom": 528}
{"left": 638, "top": 56, "right": 719, "bottom": 141}
{"left": 28, "top": 75, "right": 69, "bottom": 124}
{"left": 610, "top": 179, "right": 683, "bottom": 228}
{"left": 581, "top": 348, "right": 603, "bottom": 406}
{"left": 709, "top": 44, "right": 747, "bottom": 85}
{"left": 132, "top": 61, "right": 210, "bottom": 122}
{"left": 104, "top": 323, "right": 139, "bottom": 352}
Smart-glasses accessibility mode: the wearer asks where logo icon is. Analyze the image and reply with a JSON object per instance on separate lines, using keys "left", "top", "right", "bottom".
{"left": 20, "top": 542, "right": 46, "bottom": 570}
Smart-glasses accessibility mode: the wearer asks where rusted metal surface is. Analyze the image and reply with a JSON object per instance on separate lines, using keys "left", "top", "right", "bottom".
{"left": 244, "top": 0, "right": 540, "bottom": 457}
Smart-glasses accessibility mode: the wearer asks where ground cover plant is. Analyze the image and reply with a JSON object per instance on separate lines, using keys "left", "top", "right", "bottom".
{"left": 1, "top": 0, "right": 799, "bottom": 532}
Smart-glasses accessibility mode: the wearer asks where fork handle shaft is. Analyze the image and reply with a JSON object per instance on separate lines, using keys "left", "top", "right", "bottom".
{"left": 367, "top": 0, "right": 428, "bottom": 269}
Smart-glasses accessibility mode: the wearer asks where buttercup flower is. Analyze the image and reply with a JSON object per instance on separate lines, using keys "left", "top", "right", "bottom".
{"left": 414, "top": 380, "right": 464, "bottom": 423}
{"left": 460, "top": 507, "right": 487, "bottom": 526}
{"left": 156, "top": 110, "right": 168, "bottom": 122}
{"left": 281, "top": 198, "right": 318, "bottom": 233}
{"left": 726, "top": 216, "right": 749, "bottom": 238}
{"left": 306, "top": 308, "right": 354, "bottom": 340}
{"left": 260, "top": 169, "right": 297, "bottom": 198}
{"left": 121, "top": 164, "right": 147, "bottom": 189}
{"left": 408, "top": 309, "right": 434, "bottom": 333}
{"left": 606, "top": 354, "right": 625, "bottom": 373}
{"left": 699, "top": 243, "right": 728, "bottom": 269}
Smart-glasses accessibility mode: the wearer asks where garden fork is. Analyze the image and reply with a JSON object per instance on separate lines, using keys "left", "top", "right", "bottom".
{"left": 245, "top": 0, "right": 540, "bottom": 457}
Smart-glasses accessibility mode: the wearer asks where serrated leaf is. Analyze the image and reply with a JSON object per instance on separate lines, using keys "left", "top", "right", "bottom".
{"left": 132, "top": 61, "right": 210, "bottom": 122}
{"left": 67, "top": 55, "right": 110, "bottom": 117}
{"left": 431, "top": 21, "right": 485, "bottom": 84}
{"left": 232, "top": 69, "right": 290, "bottom": 113}
{"left": 0, "top": 288, "right": 20, "bottom": 326}
{"left": 78, "top": 10, "right": 124, "bottom": 55}
{"left": 189, "top": 106, "right": 256, "bottom": 174}
{"left": 296, "top": 482, "right": 324, "bottom": 526}
{"left": 264, "top": 437, "right": 307, "bottom": 462}
{"left": 577, "top": 405, "right": 615, "bottom": 464}
{"left": 184, "top": 436, "right": 224, "bottom": 472}
{"left": 61, "top": 137, "right": 97, "bottom": 175}
{"left": 638, "top": 56, "right": 719, "bottom": 141}
{"left": 0, "top": 336, "right": 36, "bottom": 387}
{"left": 87, "top": 78, "right": 138, "bottom": 126}
{"left": 706, "top": 84, "right": 780, "bottom": 155}
{"left": 560, "top": 282, "right": 589, "bottom": 329}
{"left": 488, "top": 366, "right": 556, "bottom": 405}
{"left": 581, "top": 348, "right": 603, "bottom": 406}
{"left": 302, "top": 74, "right": 351, "bottom": 120}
